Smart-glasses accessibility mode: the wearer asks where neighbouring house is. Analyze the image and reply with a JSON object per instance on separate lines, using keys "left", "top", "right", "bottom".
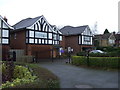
{"left": 10, "top": 15, "right": 62, "bottom": 60}
{"left": 115, "top": 33, "right": 120, "bottom": 47}
{"left": 94, "top": 32, "right": 116, "bottom": 47}
{"left": 60, "top": 25, "right": 93, "bottom": 54}
{"left": 0, "top": 15, "right": 14, "bottom": 60}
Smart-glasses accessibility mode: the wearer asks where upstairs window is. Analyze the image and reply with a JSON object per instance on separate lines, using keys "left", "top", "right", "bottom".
{"left": 29, "top": 31, "right": 34, "bottom": 37}
{"left": 84, "top": 36, "right": 90, "bottom": 42}
{"left": 35, "top": 32, "right": 47, "bottom": 39}
{"left": 2, "top": 30, "right": 9, "bottom": 37}
{"left": 48, "top": 33, "right": 52, "bottom": 39}
{"left": 60, "top": 36, "right": 62, "bottom": 41}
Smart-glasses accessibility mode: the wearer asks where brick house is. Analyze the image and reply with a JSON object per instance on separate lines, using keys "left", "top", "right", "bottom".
{"left": 94, "top": 33, "right": 116, "bottom": 47}
{"left": 0, "top": 15, "right": 14, "bottom": 60}
{"left": 10, "top": 15, "right": 62, "bottom": 60}
{"left": 60, "top": 25, "right": 93, "bottom": 54}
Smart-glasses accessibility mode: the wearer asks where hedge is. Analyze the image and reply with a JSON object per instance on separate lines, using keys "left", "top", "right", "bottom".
{"left": 77, "top": 52, "right": 120, "bottom": 57}
{"left": 72, "top": 56, "right": 119, "bottom": 69}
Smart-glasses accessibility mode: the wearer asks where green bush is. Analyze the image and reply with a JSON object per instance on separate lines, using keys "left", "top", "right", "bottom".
{"left": 76, "top": 52, "right": 86, "bottom": 56}
{"left": 14, "top": 62, "right": 60, "bottom": 88}
{"left": 1, "top": 64, "right": 37, "bottom": 89}
{"left": 13, "top": 65, "right": 34, "bottom": 79}
{"left": 72, "top": 56, "right": 119, "bottom": 69}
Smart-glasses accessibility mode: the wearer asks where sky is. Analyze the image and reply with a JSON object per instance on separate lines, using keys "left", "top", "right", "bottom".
{"left": 0, "top": 0, "right": 119, "bottom": 34}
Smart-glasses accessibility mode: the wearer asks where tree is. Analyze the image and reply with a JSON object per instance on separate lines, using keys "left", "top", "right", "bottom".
{"left": 104, "top": 29, "right": 110, "bottom": 34}
{"left": 92, "top": 22, "right": 98, "bottom": 35}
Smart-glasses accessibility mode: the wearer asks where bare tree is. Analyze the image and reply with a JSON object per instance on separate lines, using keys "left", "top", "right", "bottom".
{"left": 92, "top": 22, "right": 98, "bottom": 35}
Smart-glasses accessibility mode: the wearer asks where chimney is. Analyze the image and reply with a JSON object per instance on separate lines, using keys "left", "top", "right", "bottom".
{"left": 113, "top": 31, "right": 116, "bottom": 35}
{"left": 3, "top": 16, "right": 8, "bottom": 22}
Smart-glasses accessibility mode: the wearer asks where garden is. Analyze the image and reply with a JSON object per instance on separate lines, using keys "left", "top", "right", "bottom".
{"left": 1, "top": 60, "right": 60, "bottom": 89}
{"left": 72, "top": 47, "right": 120, "bottom": 70}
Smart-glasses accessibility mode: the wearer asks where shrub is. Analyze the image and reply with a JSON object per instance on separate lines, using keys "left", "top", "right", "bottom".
{"left": 72, "top": 56, "right": 119, "bottom": 69}
{"left": 14, "top": 62, "right": 60, "bottom": 88}
{"left": 1, "top": 64, "right": 37, "bottom": 89}
{"left": 76, "top": 52, "right": 86, "bottom": 56}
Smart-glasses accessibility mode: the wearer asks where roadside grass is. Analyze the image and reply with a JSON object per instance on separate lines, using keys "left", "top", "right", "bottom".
{"left": 9, "top": 62, "right": 60, "bottom": 89}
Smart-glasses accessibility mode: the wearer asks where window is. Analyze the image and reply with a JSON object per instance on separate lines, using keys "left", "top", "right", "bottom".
{"left": 42, "top": 39, "right": 44, "bottom": 44}
{"left": 0, "top": 38, "right": 1, "bottom": 44}
{"left": 45, "top": 40, "right": 47, "bottom": 44}
{"left": 84, "top": 36, "right": 90, "bottom": 41}
{"left": 29, "top": 31, "right": 34, "bottom": 37}
{"left": 60, "top": 36, "right": 62, "bottom": 41}
{"left": 2, "top": 30, "right": 9, "bottom": 37}
{"left": 48, "top": 33, "right": 52, "bottom": 39}
{"left": 55, "top": 41, "right": 58, "bottom": 45}
{"left": 26, "top": 39, "right": 28, "bottom": 43}
{"left": 2, "top": 39, "right": 8, "bottom": 44}
{"left": 14, "top": 33, "right": 17, "bottom": 39}
{"left": 35, "top": 39, "right": 37, "bottom": 44}
{"left": 39, "top": 39, "right": 41, "bottom": 44}
{"left": 35, "top": 32, "right": 47, "bottom": 38}
{"left": 53, "top": 34, "right": 57, "bottom": 40}
{"left": 29, "top": 38, "right": 34, "bottom": 43}
{"left": 48, "top": 40, "right": 52, "bottom": 44}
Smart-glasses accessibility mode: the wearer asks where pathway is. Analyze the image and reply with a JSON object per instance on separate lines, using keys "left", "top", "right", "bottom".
{"left": 38, "top": 59, "right": 118, "bottom": 88}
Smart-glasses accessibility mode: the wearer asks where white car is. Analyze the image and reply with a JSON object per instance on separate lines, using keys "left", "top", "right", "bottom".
{"left": 90, "top": 50, "right": 104, "bottom": 53}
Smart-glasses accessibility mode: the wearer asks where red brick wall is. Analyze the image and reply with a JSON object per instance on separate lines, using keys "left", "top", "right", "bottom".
{"left": 2, "top": 45, "right": 10, "bottom": 60}
{"left": 26, "top": 44, "right": 53, "bottom": 59}
{"left": 10, "top": 30, "right": 26, "bottom": 50}
{"left": 65, "top": 35, "right": 81, "bottom": 54}
{"left": 60, "top": 36, "right": 66, "bottom": 49}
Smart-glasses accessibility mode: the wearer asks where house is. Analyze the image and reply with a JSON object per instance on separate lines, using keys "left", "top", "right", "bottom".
{"left": 10, "top": 15, "right": 62, "bottom": 60}
{"left": 0, "top": 15, "right": 14, "bottom": 60}
{"left": 115, "top": 33, "right": 120, "bottom": 47}
{"left": 60, "top": 25, "right": 93, "bottom": 54}
{"left": 94, "top": 32, "right": 116, "bottom": 47}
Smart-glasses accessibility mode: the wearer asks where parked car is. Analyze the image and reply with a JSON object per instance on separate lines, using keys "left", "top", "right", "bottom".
{"left": 90, "top": 50, "right": 104, "bottom": 53}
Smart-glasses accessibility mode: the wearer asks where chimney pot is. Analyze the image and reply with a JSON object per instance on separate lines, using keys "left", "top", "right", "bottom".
{"left": 3, "top": 16, "right": 8, "bottom": 22}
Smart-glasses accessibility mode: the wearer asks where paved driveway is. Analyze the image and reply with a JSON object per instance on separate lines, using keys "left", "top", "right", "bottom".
{"left": 38, "top": 59, "right": 118, "bottom": 88}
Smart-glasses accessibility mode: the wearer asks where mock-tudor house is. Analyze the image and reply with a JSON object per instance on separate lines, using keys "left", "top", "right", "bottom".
{"left": 94, "top": 33, "right": 116, "bottom": 47}
{"left": 0, "top": 15, "right": 14, "bottom": 60}
{"left": 10, "top": 15, "right": 62, "bottom": 59}
{"left": 60, "top": 25, "right": 93, "bottom": 54}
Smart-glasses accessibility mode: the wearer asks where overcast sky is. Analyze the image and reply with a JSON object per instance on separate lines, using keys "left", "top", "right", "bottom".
{"left": 0, "top": 0, "right": 119, "bottom": 34}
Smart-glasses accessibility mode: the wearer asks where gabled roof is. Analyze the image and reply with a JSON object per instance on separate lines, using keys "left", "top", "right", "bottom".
{"left": 60, "top": 25, "right": 88, "bottom": 35}
{"left": 0, "top": 15, "right": 14, "bottom": 29}
{"left": 102, "top": 33, "right": 111, "bottom": 39}
{"left": 13, "top": 16, "right": 42, "bottom": 29}
{"left": 94, "top": 33, "right": 115, "bottom": 40}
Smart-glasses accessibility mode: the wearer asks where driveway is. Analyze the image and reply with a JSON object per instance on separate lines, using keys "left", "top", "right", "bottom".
{"left": 38, "top": 59, "right": 118, "bottom": 88}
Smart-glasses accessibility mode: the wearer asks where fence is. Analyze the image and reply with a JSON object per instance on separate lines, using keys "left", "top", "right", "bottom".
{"left": 9, "top": 49, "right": 33, "bottom": 63}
